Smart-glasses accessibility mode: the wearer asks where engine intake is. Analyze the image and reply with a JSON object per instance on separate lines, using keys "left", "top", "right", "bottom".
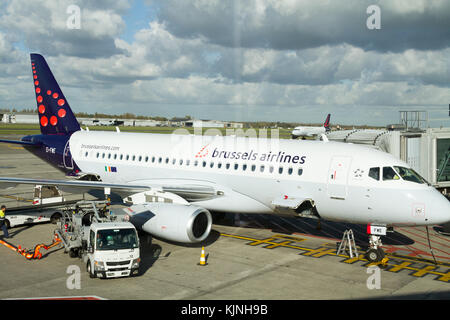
{"left": 127, "top": 203, "right": 212, "bottom": 243}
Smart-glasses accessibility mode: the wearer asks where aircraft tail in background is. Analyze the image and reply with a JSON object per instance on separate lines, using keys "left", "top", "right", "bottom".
{"left": 323, "top": 114, "right": 331, "bottom": 132}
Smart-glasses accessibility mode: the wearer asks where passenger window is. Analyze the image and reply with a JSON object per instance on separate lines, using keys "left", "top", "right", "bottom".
{"left": 202, "top": 161, "right": 207, "bottom": 167}
{"left": 251, "top": 164, "right": 256, "bottom": 172}
{"left": 126, "top": 155, "right": 130, "bottom": 161}
{"left": 298, "top": 168, "right": 303, "bottom": 176}
{"left": 194, "top": 160, "right": 198, "bottom": 166}
{"left": 138, "top": 156, "right": 142, "bottom": 162}
{"left": 226, "top": 163, "right": 230, "bottom": 169}
{"left": 132, "top": 155, "right": 136, "bottom": 161}
{"left": 278, "top": 167, "right": 283, "bottom": 174}
{"left": 120, "top": 154, "right": 123, "bottom": 160}
{"left": 288, "top": 168, "right": 293, "bottom": 175}
{"left": 186, "top": 159, "right": 190, "bottom": 166}
{"left": 210, "top": 162, "right": 214, "bottom": 168}
{"left": 172, "top": 158, "right": 176, "bottom": 165}
{"left": 383, "top": 167, "right": 400, "bottom": 181}
{"left": 145, "top": 156, "right": 148, "bottom": 162}
{"left": 234, "top": 163, "right": 239, "bottom": 170}
{"left": 269, "top": 166, "right": 274, "bottom": 173}
{"left": 369, "top": 167, "right": 380, "bottom": 181}
{"left": 108, "top": 153, "right": 111, "bottom": 159}
{"left": 260, "top": 165, "right": 265, "bottom": 173}
{"left": 179, "top": 159, "right": 183, "bottom": 165}
{"left": 242, "top": 164, "right": 247, "bottom": 171}
{"left": 217, "top": 162, "right": 222, "bottom": 169}
{"left": 165, "top": 157, "right": 169, "bottom": 164}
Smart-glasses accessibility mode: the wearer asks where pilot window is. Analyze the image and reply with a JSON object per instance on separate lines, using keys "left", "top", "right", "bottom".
{"left": 368, "top": 167, "right": 380, "bottom": 180}
{"left": 393, "top": 166, "right": 426, "bottom": 184}
{"left": 383, "top": 167, "right": 400, "bottom": 181}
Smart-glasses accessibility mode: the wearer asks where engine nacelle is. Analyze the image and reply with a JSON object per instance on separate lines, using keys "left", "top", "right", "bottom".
{"left": 127, "top": 203, "right": 212, "bottom": 243}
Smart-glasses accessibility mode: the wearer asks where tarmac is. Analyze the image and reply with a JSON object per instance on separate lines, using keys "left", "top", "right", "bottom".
{"left": 0, "top": 136, "right": 449, "bottom": 300}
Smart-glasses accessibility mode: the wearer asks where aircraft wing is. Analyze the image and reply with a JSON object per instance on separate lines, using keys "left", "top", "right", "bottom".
{"left": 271, "top": 195, "right": 313, "bottom": 210}
{"left": 0, "top": 177, "right": 150, "bottom": 195}
{"left": 0, "top": 139, "right": 40, "bottom": 147}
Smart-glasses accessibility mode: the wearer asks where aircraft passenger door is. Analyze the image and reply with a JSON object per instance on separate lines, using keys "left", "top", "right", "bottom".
{"left": 327, "top": 156, "right": 352, "bottom": 200}
{"left": 63, "top": 140, "right": 74, "bottom": 170}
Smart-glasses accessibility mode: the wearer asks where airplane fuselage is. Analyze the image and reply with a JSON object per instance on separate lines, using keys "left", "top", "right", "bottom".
{"left": 40, "top": 130, "right": 449, "bottom": 228}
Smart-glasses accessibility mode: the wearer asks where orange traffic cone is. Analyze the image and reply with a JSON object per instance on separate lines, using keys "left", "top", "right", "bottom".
{"left": 198, "top": 246, "right": 207, "bottom": 266}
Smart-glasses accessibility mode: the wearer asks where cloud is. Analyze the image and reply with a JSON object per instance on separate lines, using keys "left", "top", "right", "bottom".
{"left": 155, "top": 0, "right": 450, "bottom": 52}
{"left": 0, "top": 0, "right": 130, "bottom": 58}
{"left": 0, "top": 0, "right": 449, "bottom": 127}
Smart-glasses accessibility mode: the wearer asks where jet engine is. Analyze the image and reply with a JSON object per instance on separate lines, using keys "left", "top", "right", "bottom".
{"left": 126, "top": 203, "right": 212, "bottom": 243}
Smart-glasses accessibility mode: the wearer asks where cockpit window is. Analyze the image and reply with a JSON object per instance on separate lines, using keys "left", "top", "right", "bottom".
{"left": 368, "top": 167, "right": 380, "bottom": 181}
{"left": 382, "top": 167, "right": 400, "bottom": 181}
{"left": 393, "top": 166, "right": 426, "bottom": 184}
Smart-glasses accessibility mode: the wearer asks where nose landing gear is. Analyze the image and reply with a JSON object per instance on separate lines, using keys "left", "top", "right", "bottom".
{"left": 365, "top": 225, "right": 388, "bottom": 263}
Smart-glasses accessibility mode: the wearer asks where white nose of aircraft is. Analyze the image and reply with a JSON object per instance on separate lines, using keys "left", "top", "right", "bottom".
{"left": 426, "top": 189, "right": 450, "bottom": 225}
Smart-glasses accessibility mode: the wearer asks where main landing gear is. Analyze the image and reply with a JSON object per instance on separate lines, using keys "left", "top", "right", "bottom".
{"left": 365, "top": 224, "right": 387, "bottom": 263}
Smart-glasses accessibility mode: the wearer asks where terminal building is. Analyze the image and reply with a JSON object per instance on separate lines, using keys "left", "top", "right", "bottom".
{"left": 326, "top": 111, "right": 450, "bottom": 195}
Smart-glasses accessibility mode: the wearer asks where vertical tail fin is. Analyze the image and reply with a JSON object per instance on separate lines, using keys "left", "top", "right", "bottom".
{"left": 323, "top": 114, "right": 331, "bottom": 132}
{"left": 30, "top": 53, "right": 80, "bottom": 135}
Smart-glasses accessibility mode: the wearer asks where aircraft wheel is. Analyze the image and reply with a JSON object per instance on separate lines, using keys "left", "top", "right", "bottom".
{"left": 365, "top": 248, "right": 385, "bottom": 262}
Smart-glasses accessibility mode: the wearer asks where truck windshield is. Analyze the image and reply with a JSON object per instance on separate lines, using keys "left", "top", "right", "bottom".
{"left": 96, "top": 228, "right": 139, "bottom": 251}
{"left": 393, "top": 166, "right": 427, "bottom": 184}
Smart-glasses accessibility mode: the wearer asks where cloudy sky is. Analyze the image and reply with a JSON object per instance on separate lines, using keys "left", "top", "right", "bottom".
{"left": 0, "top": 0, "right": 449, "bottom": 126}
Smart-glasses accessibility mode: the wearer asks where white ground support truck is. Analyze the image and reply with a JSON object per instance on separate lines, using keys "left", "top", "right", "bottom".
{"left": 55, "top": 200, "right": 141, "bottom": 279}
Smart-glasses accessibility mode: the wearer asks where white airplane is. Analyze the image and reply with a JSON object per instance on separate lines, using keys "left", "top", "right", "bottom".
{"left": 0, "top": 54, "right": 449, "bottom": 263}
{"left": 292, "top": 114, "right": 331, "bottom": 139}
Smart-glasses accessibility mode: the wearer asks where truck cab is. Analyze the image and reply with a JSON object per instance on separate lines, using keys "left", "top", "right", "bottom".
{"left": 84, "top": 222, "right": 140, "bottom": 278}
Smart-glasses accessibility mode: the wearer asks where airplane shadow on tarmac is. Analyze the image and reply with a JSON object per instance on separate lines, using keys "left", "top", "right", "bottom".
{"left": 211, "top": 212, "right": 415, "bottom": 249}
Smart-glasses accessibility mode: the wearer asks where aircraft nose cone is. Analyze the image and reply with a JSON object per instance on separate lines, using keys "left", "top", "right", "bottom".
{"left": 427, "top": 190, "right": 450, "bottom": 225}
